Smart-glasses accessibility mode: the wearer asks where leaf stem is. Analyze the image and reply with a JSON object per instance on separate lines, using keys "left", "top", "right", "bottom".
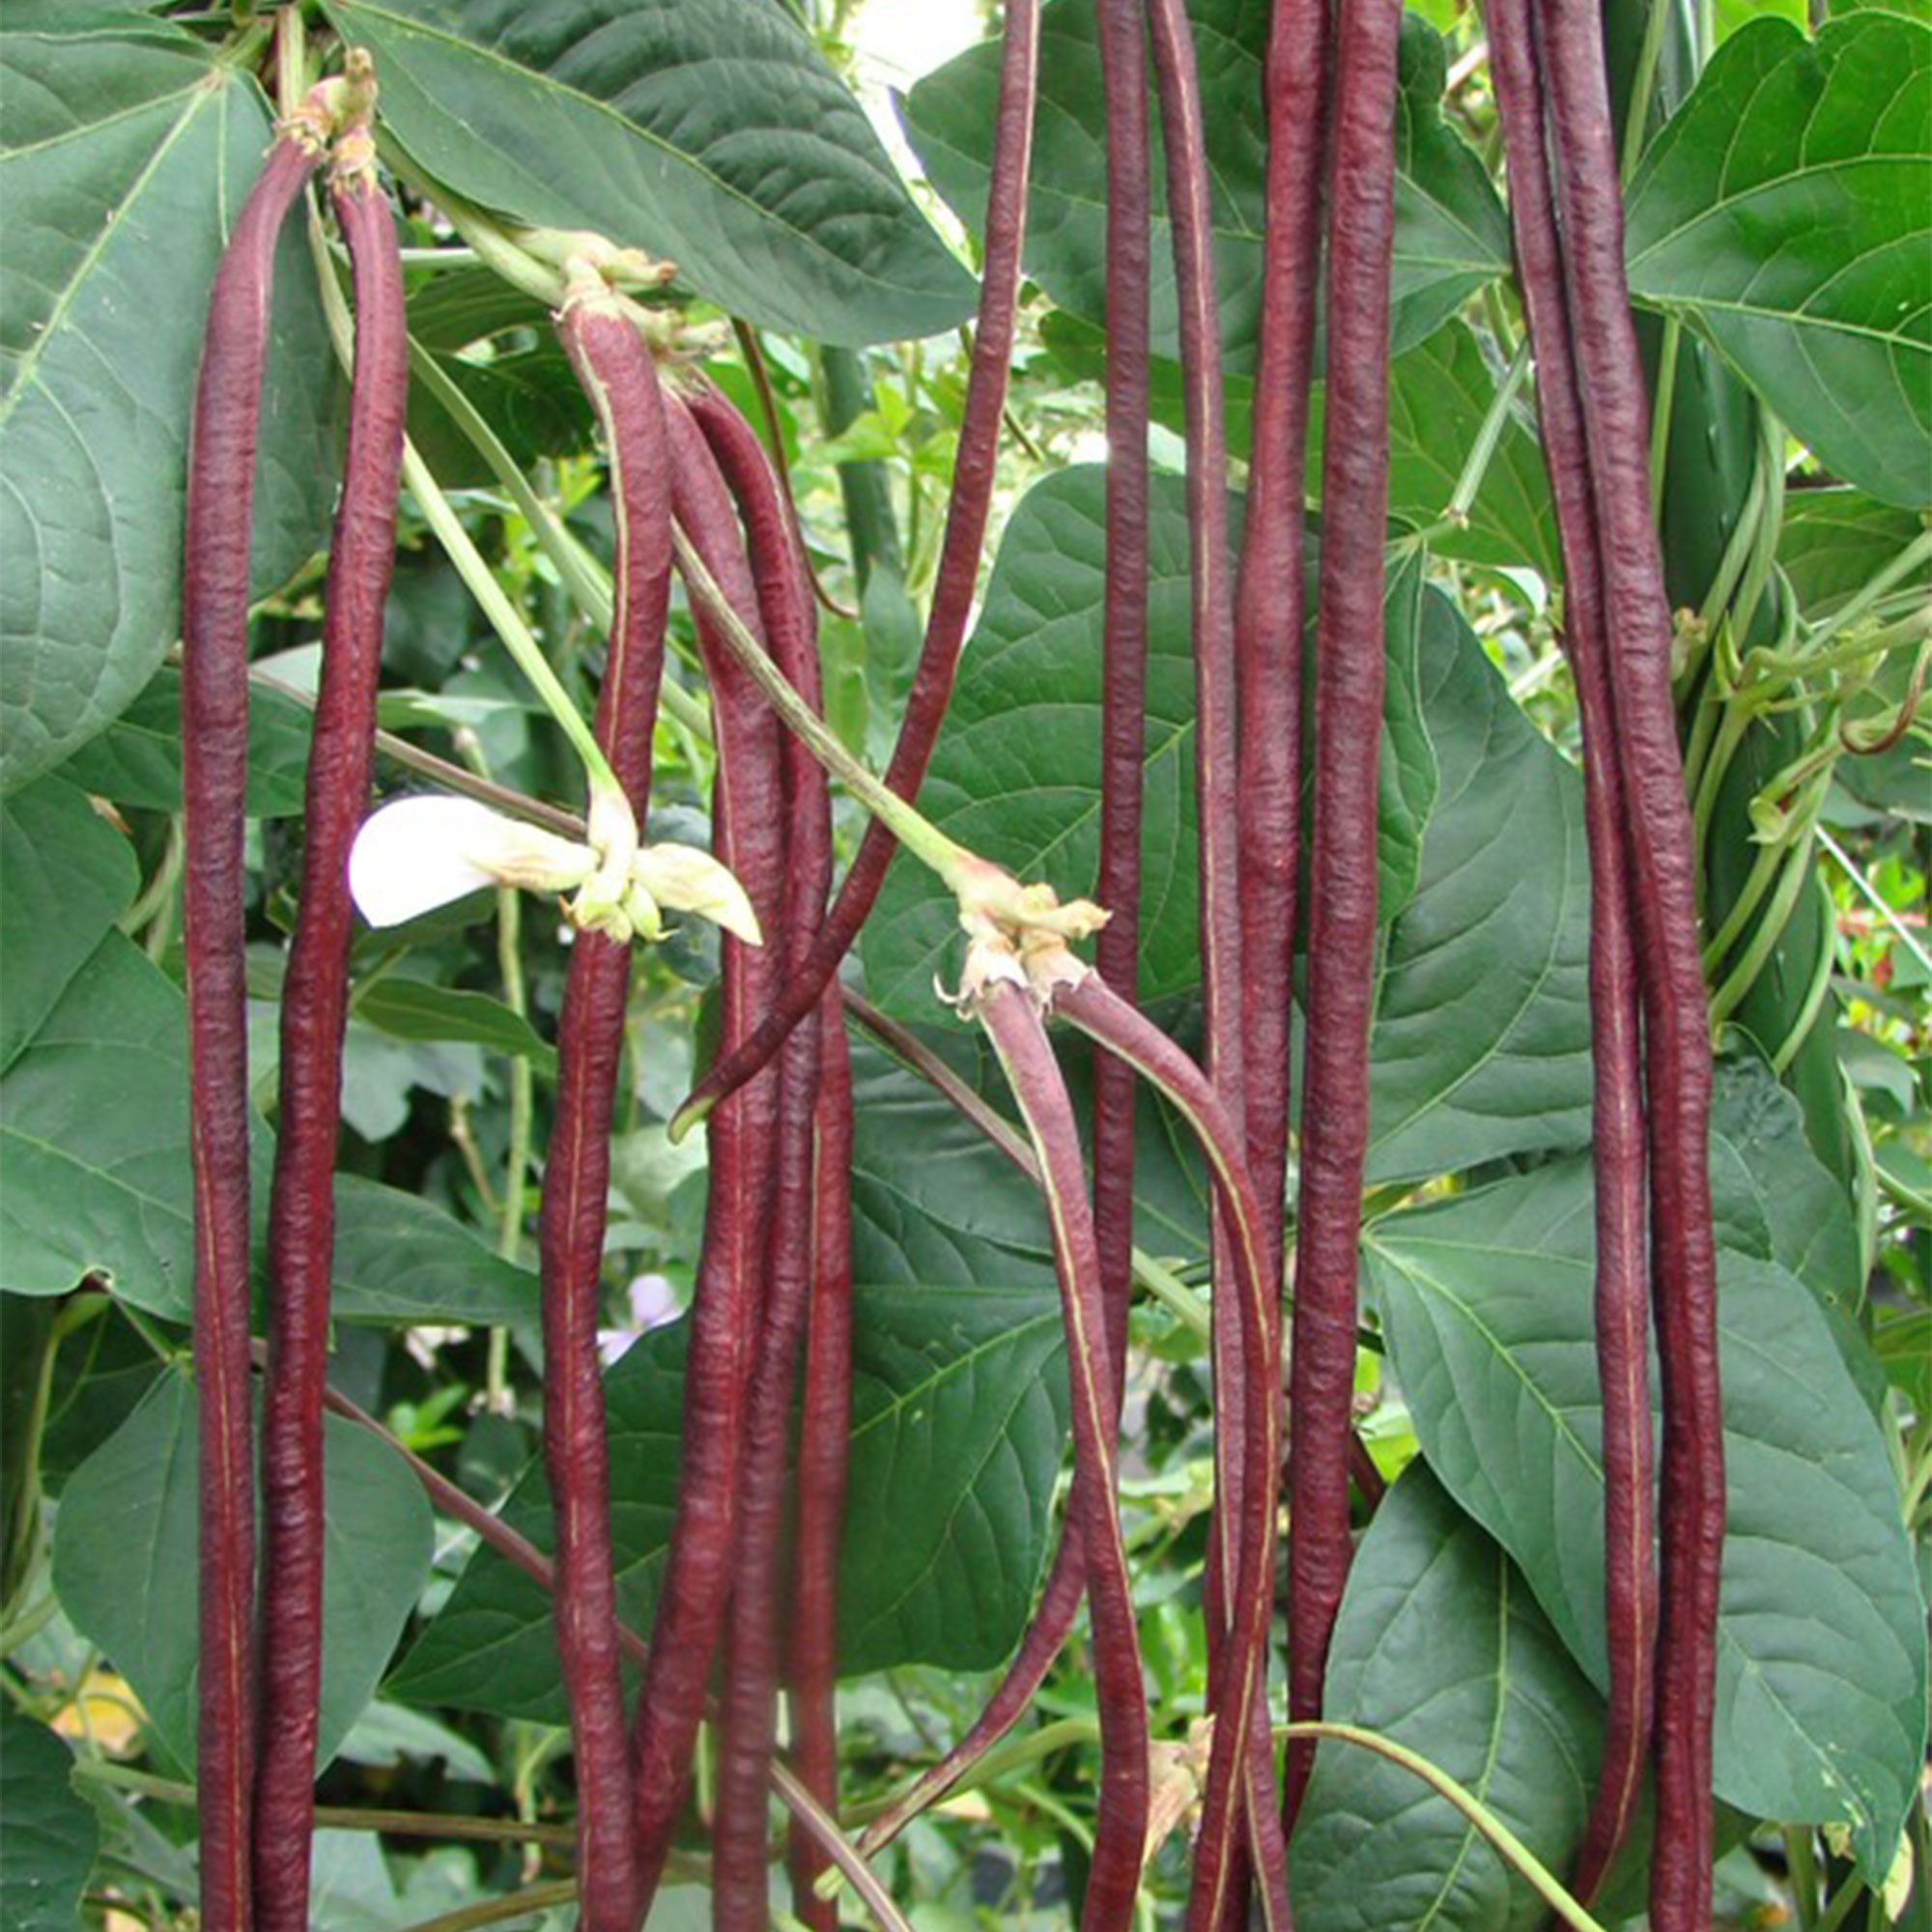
{"left": 1273, "top": 1721, "right": 1609, "bottom": 1932}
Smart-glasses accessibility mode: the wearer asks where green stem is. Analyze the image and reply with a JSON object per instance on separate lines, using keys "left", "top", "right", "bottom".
{"left": 1707, "top": 826, "right": 1826, "bottom": 1031}
{"left": 305, "top": 202, "right": 622, "bottom": 802}
{"left": 1813, "top": 1870, "right": 1869, "bottom": 1932}
{"left": 670, "top": 526, "right": 975, "bottom": 887}
{"left": 1273, "top": 1722, "right": 1608, "bottom": 1932}
{"left": 0, "top": 1591, "right": 60, "bottom": 1655}
{"left": 1448, "top": 342, "right": 1531, "bottom": 525}
{"left": 1816, "top": 826, "right": 1932, "bottom": 979}
{"left": 121, "top": 815, "right": 184, "bottom": 948}
{"left": 393, "top": 1882, "right": 581, "bottom": 1932}
{"left": 1785, "top": 1826, "right": 1824, "bottom": 1929}
{"left": 403, "top": 336, "right": 711, "bottom": 746}
{"left": 1619, "top": 0, "right": 1678, "bottom": 181}
{"left": 1805, "top": 528, "right": 1932, "bottom": 659}
{"left": 1647, "top": 313, "right": 1683, "bottom": 521}
{"left": 381, "top": 149, "right": 567, "bottom": 306}
{"left": 1771, "top": 879, "right": 1842, "bottom": 1076}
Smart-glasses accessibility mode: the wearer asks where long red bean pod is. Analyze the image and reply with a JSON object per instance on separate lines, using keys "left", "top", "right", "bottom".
{"left": 856, "top": 0, "right": 1157, "bottom": 1857}
{"left": 535, "top": 275, "right": 677, "bottom": 1932}
{"left": 1141, "top": 10, "right": 1285, "bottom": 1907}
{"left": 1481, "top": 0, "right": 1655, "bottom": 1898}
{"left": 251, "top": 127, "right": 405, "bottom": 1932}
{"left": 686, "top": 385, "right": 836, "bottom": 1930}
{"left": 976, "top": 971, "right": 1149, "bottom": 1932}
{"left": 628, "top": 399, "right": 787, "bottom": 1908}
{"left": 180, "top": 84, "right": 335, "bottom": 1932}
{"left": 787, "top": 1021, "right": 855, "bottom": 1930}
{"left": 1281, "top": 0, "right": 1403, "bottom": 1834}
{"left": 1537, "top": 10, "right": 1724, "bottom": 1922}
{"left": 1236, "top": 0, "right": 1328, "bottom": 1263}
{"left": 668, "top": 0, "right": 1039, "bottom": 1141}
{"left": 1043, "top": 969, "right": 1283, "bottom": 1932}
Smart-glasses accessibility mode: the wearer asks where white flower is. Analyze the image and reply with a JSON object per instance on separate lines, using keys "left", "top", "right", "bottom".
{"left": 348, "top": 796, "right": 593, "bottom": 927}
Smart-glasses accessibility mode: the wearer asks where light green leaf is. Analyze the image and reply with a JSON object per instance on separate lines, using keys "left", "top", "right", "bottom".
{"left": 52, "top": 1371, "right": 433, "bottom": 1774}
{"left": 1291, "top": 1466, "right": 1605, "bottom": 1932}
{"left": 907, "top": 4, "right": 1510, "bottom": 371}
{"left": 322, "top": 0, "right": 975, "bottom": 347}
{"left": 0, "top": 773, "right": 136, "bottom": 1070}
{"left": 860, "top": 468, "right": 1433, "bottom": 1017}
{"left": 1367, "top": 1161, "right": 1928, "bottom": 1879}
{"left": 60, "top": 665, "right": 318, "bottom": 817}
{"left": 0, "top": 29, "right": 337, "bottom": 790}
{"left": 330, "top": 1174, "right": 538, "bottom": 1325}
{"left": 388, "top": 1038, "right": 1070, "bottom": 1718}
{"left": 0, "top": 1709, "right": 98, "bottom": 1932}
{"left": 1625, "top": 14, "right": 1932, "bottom": 506}
{"left": 1777, "top": 487, "right": 1930, "bottom": 615}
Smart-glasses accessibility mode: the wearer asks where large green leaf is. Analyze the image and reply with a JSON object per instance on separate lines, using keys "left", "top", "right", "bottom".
{"left": 860, "top": 468, "right": 1434, "bottom": 1017}
{"left": 1362, "top": 589, "right": 1593, "bottom": 1182}
{"left": 52, "top": 1370, "right": 433, "bottom": 1774}
{"left": 322, "top": 0, "right": 975, "bottom": 347}
{"left": 60, "top": 664, "right": 317, "bottom": 818}
{"left": 0, "top": 928, "right": 536, "bottom": 1323}
{"left": 389, "top": 1039, "right": 1069, "bottom": 1719}
{"left": 0, "top": 1709, "right": 98, "bottom": 1932}
{"left": 1291, "top": 1467, "right": 1605, "bottom": 1932}
{"left": 355, "top": 977, "right": 557, "bottom": 1075}
{"left": 907, "top": 4, "right": 1510, "bottom": 372}
{"left": 0, "top": 27, "right": 337, "bottom": 791}
{"left": 1366, "top": 1163, "right": 1927, "bottom": 1879}
{"left": 1625, "top": 14, "right": 1932, "bottom": 507}
{"left": 0, "top": 773, "right": 136, "bottom": 1070}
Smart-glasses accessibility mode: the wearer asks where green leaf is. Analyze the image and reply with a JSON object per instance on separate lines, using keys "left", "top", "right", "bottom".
{"left": 1777, "top": 488, "right": 1931, "bottom": 616}
{"left": 0, "top": 29, "right": 338, "bottom": 790}
{"left": 355, "top": 977, "right": 557, "bottom": 1074}
{"left": 1366, "top": 1161, "right": 1928, "bottom": 1879}
{"left": 1716, "top": 0, "right": 1806, "bottom": 38}
{"left": 0, "top": 774, "right": 136, "bottom": 1070}
{"left": 330, "top": 1173, "right": 538, "bottom": 1325}
{"left": 907, "top": 4, "right": 1509, "bottom": 372}
{"left": 0, "top": 931, "right": 207, "bottom": 1314}
{"left": 1363, "top": 586, "right": 1593, "bottom": 1181}
{"left": 52, "top": 1370, "right": 433, "bottom": 1774}
{"left": 859, "top": 469, "right": 1433, "bottom": 1016}
{"left": 60, "top": 664, "right": 318, "bottom": 817}
{"left": 406, "top": 343, "right": 594, "bottom": 489}
{"left": 1291, "top": 1466, "right": 1605, "bottom": 1932}
{"left": 322, "top": 0, "right": 976, "bottom": 347}
{"left": 389, "top": 1039, "right": 1070, "bottom": 1719}
{"left": 1624, "top": 14, "right": 1932, "bottom": 507}
{"left": 0, "top": 928, "right": 535, "bottom": 1323}
{"left": 0, "top": 1709, "right": 98, "bottom": 1932}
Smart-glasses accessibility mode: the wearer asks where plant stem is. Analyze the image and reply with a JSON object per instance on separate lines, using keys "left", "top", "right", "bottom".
{"left": 1274, "top": 1722, "right": 1609, "bottom": 1932}
{"left": 1647, "top": 314, "right": 1682, "bottom": 520}
{"left": 1816, "top": 826, "right": 1932, "bottom": 978}
{"left": 393, "top": 1882, "right": 582, "bottom": 1932}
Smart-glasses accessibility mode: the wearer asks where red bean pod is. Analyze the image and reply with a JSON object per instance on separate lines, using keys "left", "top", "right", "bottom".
{"left": 685, "top": 384, "right": 836, "bottom": 1930}
{"left": 251, "top": 135, "right": 407, "bottom": 1932}
{"left": 977, "top": 976, "right": 1149, "bottom": 1932}
{"left": 533, "top": 280, "right": 677, "bottom": 1932}
{"left": 1537, "top": 9, "right": 1724, "bottom": 1922}
{"left": 787, "top": 1019, "right": 855, "bottom": 1930}
{"left": 180, "top": 107, "right": 329, "bottom": 1932}
{"left": 1281, "top": 0, "right": 1403, "bottom": 1835}
{"left": 1045, "top": 973, "right": 1284, "bottom": 1932}
{"left": 1481, "top": 0, "right": 1655, "bottom": 1897}
{"left": 668, "top": 0, "right": 1040, "bottom": 1141}
{"left": 628, "top": 397, "right": 787, "bottom": 1910}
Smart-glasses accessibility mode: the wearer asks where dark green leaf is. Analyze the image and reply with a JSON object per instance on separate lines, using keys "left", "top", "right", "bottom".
{"left": 405, "top": 262, "right": 553, "bottom": 351}
{"left": 1367, "top": 1161, "right": 1928, "bottom": 1879}
{"left": 52, "top": 1371, "right": 433, "bottom": 1774}
{"left": 323, "top": 0, "right": 976, "bottom": 346}
{"left": 355, "top": 977, "right": 557, "bottom": 1073}
{"left": 405, "top": 344, "right": 594, "bottom": 488}
{"left": 1625, "top": 14, "right": 1932, "bottom": 506}
{"left": 0, "top": 31, "right": 337, "bottom": 789}
{"left": 1291, "top": 1466, "right": 1605, "bottom": 1932}
{"left": 907, "top": 4, "right": 1509, "bottom": 372}
{"left": 60, "top": 664, "right": 318, "bottom": 817}
{"left": 0, "top": 774, "right": 136, "bottom": 1070}
{"left": 389, "top": 1039, "right": 1070, "bottom": 1718}
{"left": 860, "top": 469, "right": 1433, "bottom": 1016}
{"left": 0, "top": 1708, "right": 97, "bottom": 1932}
